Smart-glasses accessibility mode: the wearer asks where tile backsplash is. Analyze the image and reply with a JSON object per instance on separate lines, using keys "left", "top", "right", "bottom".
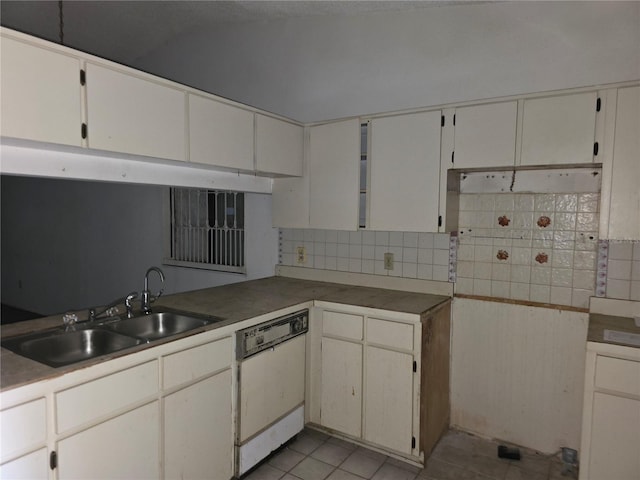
{"left": 604, "top": 241, "right": 640, "bottom": 301}
{"left": 279, "top": 229, "right": 451, "bottom": 281}
{"left": 455, "top": 192, "right": 600, "bottom": 308}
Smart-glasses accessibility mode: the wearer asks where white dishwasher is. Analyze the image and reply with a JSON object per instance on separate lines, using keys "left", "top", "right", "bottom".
{"left": 235, "top": 310, "right": 308, "bottom": 477}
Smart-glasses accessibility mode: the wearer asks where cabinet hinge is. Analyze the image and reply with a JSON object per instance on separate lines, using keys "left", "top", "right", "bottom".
{"left": 411, "top": 437, "right": 416, "bottom": 449}
{"left": 438, "top": 215, "right": 442, "bottom": 228}
{"left": 453, "top": 114, "right": 456, "bottom": 126}
{"left": 441, "top": 115, "right": 445, "bottom": 127}
{"left": 81, "top": 123, "right": 87, "bottom": 139}
{"left": 593, "top": 142, "right": 599, "bottom": 156}
{"left": 596, "top": 97, "right": 601, "bottom": 112}
{"left": 413, "top": 361, "right": 417, "bottom": 373}
{"left": 50, "top": 451, "right": 57, "bottom": 470}
{"left": 80, "top": 69, "right": 86, "bottom": 86}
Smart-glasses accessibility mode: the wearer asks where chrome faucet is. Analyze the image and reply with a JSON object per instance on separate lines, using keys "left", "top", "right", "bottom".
{"left": 141, "top": 266, "right": 165, "bottom": 314}
{"left": 88, "top": 291, "right": 138, "bottom": 322}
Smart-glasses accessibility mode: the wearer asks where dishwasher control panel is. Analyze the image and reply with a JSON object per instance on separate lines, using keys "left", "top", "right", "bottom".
{"left": 236, "top": 309, "right": 308, "bottom": 359}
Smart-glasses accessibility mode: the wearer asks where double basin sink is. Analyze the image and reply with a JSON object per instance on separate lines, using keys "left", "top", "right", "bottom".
{"left": 1, "top": 309, "right": 223, "bottom": 368}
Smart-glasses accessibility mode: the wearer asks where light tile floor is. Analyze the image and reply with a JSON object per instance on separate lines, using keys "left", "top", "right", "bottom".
{"left": 243, "top": 428, "right": 576, "bottom": 480}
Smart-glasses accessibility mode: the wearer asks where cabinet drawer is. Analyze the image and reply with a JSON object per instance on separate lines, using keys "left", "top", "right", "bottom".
{"left": 163, "top": 336, "right": 232, "bottom": 390}
{"left": 0, "top": 398, "right": 46, "bottom": 463}
{"left": 367, "top": 318, "right": 414, "bottom": 350}
{"left": 56, "top": 360, "right": 158, "bottom": 433}
{"left": 595, "top": 355, "right": 640, "bottom": 397}
{"left": 323, "top": 311, "right": 363, "bottom": 340}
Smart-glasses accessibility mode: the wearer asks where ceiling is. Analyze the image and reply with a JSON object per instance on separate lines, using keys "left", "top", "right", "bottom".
{"left": 0, "top": 0, "right": 478, "bottom": 66}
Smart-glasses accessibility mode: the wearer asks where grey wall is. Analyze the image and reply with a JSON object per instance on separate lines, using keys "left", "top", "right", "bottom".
{"left": 1, "top": 176, "right": 278, "bottom": 315}
{"left": 137, "top": 2, "right": 640, "bottom": 123}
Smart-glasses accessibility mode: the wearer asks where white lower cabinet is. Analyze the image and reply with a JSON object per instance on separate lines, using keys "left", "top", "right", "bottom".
{"left": 364, "top": 346, "right": 414, "bottom": 455}
{"left": 57, "top": 401, "right": 160, "bottom": 479}
{"left": 580, "top": 342, "right": 640, "bottom": 480}
{"left": 164, "top": 370, "right": 233, "bottom": 480}
{"left": 316, "top": 306, "right": 427, "bottom": 461}
{"left": 0, "top": 448, "right": 48, "bottom": 480}
{"left": 320, "top": 337, "right": 363, "bottom": 438}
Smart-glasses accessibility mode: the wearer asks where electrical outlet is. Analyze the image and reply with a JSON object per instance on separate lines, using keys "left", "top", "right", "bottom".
{"left": 296, "top": 246, "right": 306, "bottom": 264}
{"left": 384, "top": 252, "right": 394, "bottom": 270}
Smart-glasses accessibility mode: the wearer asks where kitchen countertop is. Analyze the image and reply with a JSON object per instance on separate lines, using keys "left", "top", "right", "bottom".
{"left": 588, "top": 312, "right": 640, "bottom": 348}
{"left": 1, "top": 276, "right": 450, "bottom": 392}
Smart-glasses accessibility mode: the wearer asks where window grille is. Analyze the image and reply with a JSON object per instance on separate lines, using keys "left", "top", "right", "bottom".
{"left": 166, "top": 188, "right": 245, "bottom": 273}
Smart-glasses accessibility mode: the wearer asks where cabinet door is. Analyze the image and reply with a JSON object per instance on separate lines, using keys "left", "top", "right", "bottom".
{"left": 0, "top": 449, "right": 48, "bottom": 480}
{"left": 308, "top": 119, "right": 360, "bottom": 230}
{"left": 256, "top": 114, "right": 303, "bottom": 176}
{"left": 603, "top": 86, "right": 640, "bottom": 240}
{"left": 85, "top": 63, "right": 186, "bottom": 161}
{"left": 587, "top": 392, "right": 640, "bottom": 479}
{"left": 369, "top": 111, "right": 442, "bottom": 232}
{"left": 57, "top": 401, "right": 160, "bottom": 479}
{"left": 364, "top": 346, "right": 414, "bottom": 454}
{"left": 189, "top": 94, "right": 254, "bottom": 170}
{"left": 0, "top": 36, "right": 81, "bottom": 146}
{"left": 520, "top": 92, "right": 598, "bottom": 166}
{"left": 453, "top": 101, "right": 517, "bottom": 169}
{"left": 164, "top": 370, "right": 233, "bottom": 480}
{"left": 320, "top": 337, "right": 362, "bottom": 437}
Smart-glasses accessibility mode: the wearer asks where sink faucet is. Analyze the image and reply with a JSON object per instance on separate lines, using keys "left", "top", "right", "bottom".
{"left": 141, "top": 266, "right": 165, "bottom": 314}
{"left": 88, "top": 291, "right": 138, "bottom": 322}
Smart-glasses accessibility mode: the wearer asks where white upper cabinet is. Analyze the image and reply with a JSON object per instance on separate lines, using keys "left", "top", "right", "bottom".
{"left": 189, "top": 94, "right": 254, "bottom": 171}
{"left": 1, "top": 36, "right": 82, "bottom": 147}
{"left": 601, "top": 86, "right": 640, "bottom": 240}
{"left": 85, "top": 63, "right": 186, "bottom": 161}
{"left": 453, "top": 101, "right": 517, "bottom": 169}
{"left": 256, "top": 114, "right": 303, "bottom": 176}
{"left": 369, "top": 111, "right": 442, "bottom": 232}
{"left": 520, "top": 91, "right": 598, "bottom": 166}
{"left": 308, "top": 119, "right": 360, "bottom": 230}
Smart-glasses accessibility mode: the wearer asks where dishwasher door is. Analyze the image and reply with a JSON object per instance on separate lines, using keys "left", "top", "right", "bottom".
{"left": 238, "top": 333, "right": 306, "bottom": 443}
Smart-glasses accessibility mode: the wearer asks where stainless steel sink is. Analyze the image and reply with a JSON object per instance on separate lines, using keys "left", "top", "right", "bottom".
{"left": 2, "top": 328, "right": 143, "bottom": 368}
{"left": 105, "top": 311, "right": 218, "bottom": 341}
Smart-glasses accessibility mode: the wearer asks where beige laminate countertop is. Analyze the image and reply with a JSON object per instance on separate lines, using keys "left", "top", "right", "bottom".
{"left": 588, "top": 312, "right": 640, "bottom": 349}
{"left": 1, "top": 276, "right": 450, "bottom": 392}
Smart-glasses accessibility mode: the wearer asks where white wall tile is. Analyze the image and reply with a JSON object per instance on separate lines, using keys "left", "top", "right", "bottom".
{"left": 417, "top": 264, "right": 433, "bottom": 280}
{"left": 362, "top": 245, "right": 375, "bottom": 260}
{"left": 552, "top": 268, "right": 573, "bottom": 287}
{"left": 325, "top": 242, "right": 337, "bottom": 256}
{"left": 608, "top": 242, "right": 634, "bottom": 260}
{"left": 402, "top": 263, "right": 417, "bottom": 279}
{"left": 337, "top": 257, "right": 349, "bottom": 271}
{"left": 573, "top": 270, "right": 595, "bottom": 290}
{"left": 314, "top": 256, "right": 326, "bottom": 270}
{"left": 473, "top": 279, "right": 492, "bottom": 296}
{"left": 348, "top": 258, "right": 362, "bottom": 273}
{"left": 418, "top": 248, "right": 433, "bottom": 264}
{"left": 402, "top": 247, "right": 418, "bottom": 263}
{"left": 314, "top": 243, "right": 326, "bottom": 256}
{"left": 531, "top": 266, "right": 552, "bottom": 285}
{"left": 403, "top": 232, "right": 419, "bottom": 248}
{"left": 349, "top": 244, "right": 362, "bottom": 258}
{"left": 434, "top": 233, "right": 451, "bottom": 250}
{"left": 304, "top": 229, "right": 315, "bottom": 242}
{"left": 313, "top": 229, "right": 326, "bottom": 242}
{"left": 456, "top": 277, "right": 474, "bottom": 295}
{"left": 552, "top": 250, "right": 574, "bottom": 269}
{"left": 550, "top": 286, "right": 572, "bottom": 305}
{"left": 578, "top": 193, "right": 599, "bottom": 213}
{"left": 530, "top": 284, "right": 551, "bottom": 303}
{"left": 433, "top": 265, "right": 450, "bottom": 282}
{"left": 534, "top": 194, "right": 555, "bottom": 212}
{"left": 631, "top": 281, "right": 640, "bottom": 301}
{"left": 281, "top": 229, "right": 293, "bottom": 241}
{"left": 457, "top": 261, "right": 474, "bottom": 278}
{"left": 511, "top": 265, "right": 531, "bottom": 283}
{"left": 325, "top": 256, "right": 337, "bottom": 270}
{"left": 433, "top": 249, "right": 450, "bottom": 266}
{"left": 375, "top": 231, "right": 389, "bottom": 246}
{"left": 608, "top": 259, "right": 632, "bottom": 280}
{"left": 577, "top": 213, "right": 598, "bottom": 232}
{"left": 514, "top": 194, "right": 534, "bottom": 212}
{"left": 337, "top": 230, "right": 350, "bottom": 244}
{"left": 510, "top": 282, "right": 530, "bottom": 300}
{"left": 374, "top": 260, "right": 388, "bottom": 276}
{"left": 362, "top": 230, "right": 376, "bottom": 245}
{"left": 606, "top": 279, "right": 631, "bottom": 299}
{"left": 361, "top": 259, "right": 374, "bottom": 274}
{"left": 491, "top": 281, "right": 510, "bottom": 298}
{"left": 574, "top": 250, "right": 596, "bottom": 270}
{"left": 324, "top": 230, "right": 338, "bottom": 243}
{"left": 418, "top": 232, "right": 434, "bottom": 249}
{"left": 492, "top": 264, "right": 511, "bottom": 282}
{"left": 634, "top": 243, "right": 640, "bottom": 260}
{"left": 475, "top": 245, "right": 493, "bottom": 263}
{"left": 337, "top": 243, "right": 349, "bottom": 258}
{"left": 473, "top": 262, "right": 492, "bottom": 280}
{"left": 555, "top": 194, "right": 578, "bottom": 212}
{"left": 555, "top": 213, "right": 577, "bottom": 231}
{"left": 632, "top": 261, "right": 640, "bottom": 281}
{"left": 571, "top": 289, "right": 591, "bottom": 309}
{"left": 389, "top": 231, "right": 404, "bottom": 247}
{"left": 349, "top": 230, "right": 362, "bottom": 244}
